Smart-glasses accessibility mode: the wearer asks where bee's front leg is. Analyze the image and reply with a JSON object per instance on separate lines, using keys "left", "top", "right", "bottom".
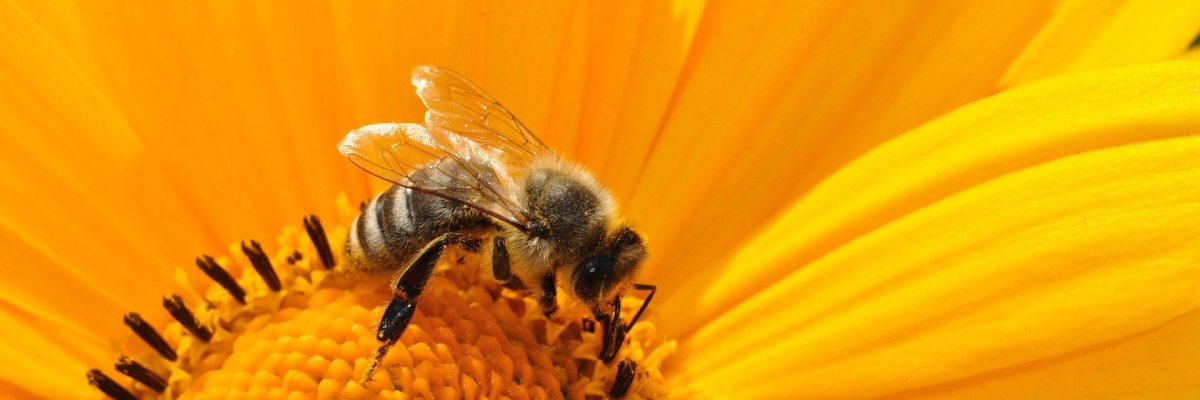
{"left": 594, "top": 296, "right": 625, "bottom": 364}
{"left": 539, "top": 272, "right": 558, "bottom": 316}
{"left": 363, "top": 234, "right": 453, "bottom": 382}
{"left": 593, "top": 284, "right": 655, "bottom": 364}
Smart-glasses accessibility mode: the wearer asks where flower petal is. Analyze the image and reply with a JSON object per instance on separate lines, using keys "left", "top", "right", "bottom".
{"left": 627, "top": 0, "right": 1061, "bottom": 334}
{"left": 0, "top": 2, "right": 703, "bottom": 396}
{"left": 0, "top": 300, "right": 98, "bottom": 398}
{"left": 882, "top": 308, "right": 1200, "bottom": 399}
{"left": 0, "top": 378, "right": 42, "bottom": 400}
{"left": 630, "top": 5, "right": 1200, "bottom": 334}
{"left": 1001, "top": 0, "right": 1200, "bottom": 86}
{"left": 558, "top": 1, "right": 705, "bottom": 169}
{"left": 677, "top": 61, "right": 1200, "bottom": 398}
{"left": 0, "top": 1, "right": 212, "bottom": 333}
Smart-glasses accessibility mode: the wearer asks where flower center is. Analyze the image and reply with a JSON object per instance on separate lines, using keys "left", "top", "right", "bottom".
{"left": 88, "top": 197, "right": 676, "bottom": 399}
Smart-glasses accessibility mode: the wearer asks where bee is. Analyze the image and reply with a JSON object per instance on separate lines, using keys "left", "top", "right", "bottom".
{"left": 339, "top": 66, "right": 656, "bottom": 381}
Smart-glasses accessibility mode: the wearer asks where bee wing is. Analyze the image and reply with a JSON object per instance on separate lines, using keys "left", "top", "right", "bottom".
{"left": 338, "top": 122, "right": 533, "bottom": 230}
{"left": 412, "top": 65, "right": 555, "bottom": 165}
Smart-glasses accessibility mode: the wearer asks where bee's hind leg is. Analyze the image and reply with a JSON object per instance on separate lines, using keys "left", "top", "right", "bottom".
{"left": 363, "top": 234, "right": 454, "bottom": 382}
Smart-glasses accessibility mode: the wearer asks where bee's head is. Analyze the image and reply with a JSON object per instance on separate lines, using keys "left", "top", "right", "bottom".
{"left": 571, "top": 225, "right": 646, "bottom": 309}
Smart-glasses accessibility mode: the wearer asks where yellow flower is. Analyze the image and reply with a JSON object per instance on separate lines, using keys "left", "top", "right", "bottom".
{"left": 3, "top": 0, "right": 1200, "bottom": 399}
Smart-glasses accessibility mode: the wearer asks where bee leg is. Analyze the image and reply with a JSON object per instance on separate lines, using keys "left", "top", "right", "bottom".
{"left": 491, "top": 236, "right": 512, "bottom": 283}
{"left": 363, "top": 234, "right": 453, "bottom": 382}
{"left": 596, "top": 296, "right": 624, "bottom": 364}
{"left": 609, "top": 358, "right": 638, "bottom": 398}
{"left": 595, "top": 284, "right": 656, "bottom": 364}
{"left": 539, "top": 272, "right": 558, "bottom": 316}
{"left": 491, "top": 236, "right": 528, "bottom": 290}
{"left": 626, "top": 283, "right": 657, "bottom": 329}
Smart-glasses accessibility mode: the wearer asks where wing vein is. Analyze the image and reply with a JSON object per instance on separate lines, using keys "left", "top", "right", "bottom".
{"left": 338, "top": 66, "right": 559, "bottom": 232}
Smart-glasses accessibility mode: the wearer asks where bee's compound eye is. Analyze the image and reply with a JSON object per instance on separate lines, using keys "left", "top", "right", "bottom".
{"left": 573, "top": 255, "right": 614, "bottom": 302}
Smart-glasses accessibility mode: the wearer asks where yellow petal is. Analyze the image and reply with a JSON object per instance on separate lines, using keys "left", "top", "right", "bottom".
{"left": 883, "top": 308, "right": 1200, "bottom": 399}
{"left": 623, "top": 0, "right": 1066, "bottom": 297}
{"left": 1183, "top": 46, "right": 1200, "bottom": 60}
{"left": 678, "top": 61, "right": 1200, "bottom": 397}
{"left": 1002, "top": 0, "right": 1200, "bottom": 86}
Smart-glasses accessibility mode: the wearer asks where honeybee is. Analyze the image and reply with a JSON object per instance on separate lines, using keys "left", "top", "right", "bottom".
{"left": 339, "top": 66, "right": 656, "bottom": 381}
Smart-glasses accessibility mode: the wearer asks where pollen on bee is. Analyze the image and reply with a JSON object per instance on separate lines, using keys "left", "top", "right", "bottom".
{"left": 89, "top": 198, "right": 677, "bottom": 399}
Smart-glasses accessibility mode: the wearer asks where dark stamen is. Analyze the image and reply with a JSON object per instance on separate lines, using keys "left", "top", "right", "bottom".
{"left": 304, "top": 215, "right": 335, "bottom": 269}
{"left": 122, "top": 313, "right": 177, "bottom": 361}
{"left": 87, "top": 369, "right": 137, "bottom": 400}
{"left": 115, "top": 356, "right": 167, "bottom": 393}
{"left": 609, "top": 359, "right": 638, "bottom": 398}
{"left": 162, "top": 294, "right": 212, "bottom": 342}
{"left": 195, "top": 255, "right": 247, "bottom": 304}
{"left": 241, "top": 240, "right": 281, "bottom": 291}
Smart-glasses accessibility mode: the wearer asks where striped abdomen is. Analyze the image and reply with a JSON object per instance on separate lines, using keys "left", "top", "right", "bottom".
{"left": 346, "top": 184, "right": 494, "bottom": 274}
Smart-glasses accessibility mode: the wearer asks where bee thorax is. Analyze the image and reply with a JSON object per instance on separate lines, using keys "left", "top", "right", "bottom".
{"left": 521, "top": 167, "right": 611, "bottom": 266}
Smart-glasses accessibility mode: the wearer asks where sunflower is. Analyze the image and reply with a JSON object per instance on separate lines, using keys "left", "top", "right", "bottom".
{"left": 4, "top": 1, "right": 1200, "bottom": 399}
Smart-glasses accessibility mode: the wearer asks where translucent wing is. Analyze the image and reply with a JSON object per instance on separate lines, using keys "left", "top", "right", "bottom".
{"left": 338, "top": 122, "right": 533, "bottom": 229}
{"left": 412, "top": 65, "right": 555, "bottom": 166}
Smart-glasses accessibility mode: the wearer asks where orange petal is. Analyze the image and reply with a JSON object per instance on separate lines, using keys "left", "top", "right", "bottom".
{"left": 0, "top": 1, "right": 204, "bottom": 331}
{"left": 564, "top": 0, "right": 705, "bottom": 169}
{"left": 0, "top": 2, "right": 698, "bottom": 397}
{"left": 0, "top": 301, "right": 98, "bottom": 398}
